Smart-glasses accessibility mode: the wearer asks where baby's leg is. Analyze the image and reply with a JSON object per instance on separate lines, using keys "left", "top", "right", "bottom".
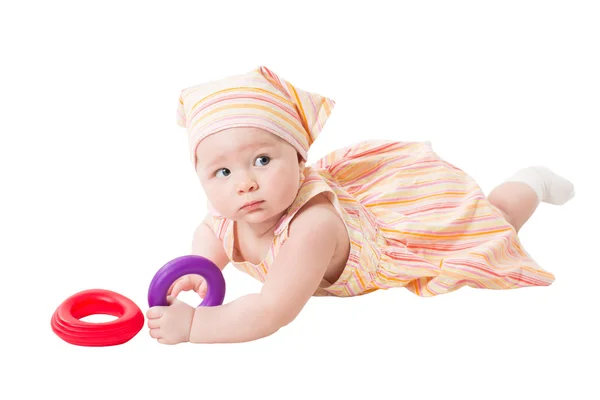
{"left": 487, "top": 166, "right": 575, "bottom": 233}
{"left": 488, "top": 181, "right": 539, "bottom": 233}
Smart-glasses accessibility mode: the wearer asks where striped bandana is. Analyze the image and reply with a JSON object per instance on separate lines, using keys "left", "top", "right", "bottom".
{"left": 176, "top": 66, "right": 335, "bottom": 168}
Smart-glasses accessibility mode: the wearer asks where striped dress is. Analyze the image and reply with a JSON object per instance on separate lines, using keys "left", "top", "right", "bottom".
{"left": 208, "top": 140, "right": 555, "bottom": 297}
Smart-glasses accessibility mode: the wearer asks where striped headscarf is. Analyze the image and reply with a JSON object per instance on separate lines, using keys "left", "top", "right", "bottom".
{"left": 176, "top": 66, "right": 335, "bottom": 167}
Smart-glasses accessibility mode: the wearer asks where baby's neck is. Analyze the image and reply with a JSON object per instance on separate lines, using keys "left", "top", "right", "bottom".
{"left": 236, "top": 210, "right": 286, "bottom": 239}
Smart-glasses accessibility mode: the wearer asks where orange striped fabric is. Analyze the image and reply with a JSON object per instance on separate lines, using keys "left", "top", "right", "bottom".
{"left": 207, "top": 140, "right": 555, "bottom": 297}
{"left": 176, "top": 66, "right": 335, "bottom": 168}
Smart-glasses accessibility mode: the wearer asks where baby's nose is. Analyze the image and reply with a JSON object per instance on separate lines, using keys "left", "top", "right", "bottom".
{"left": 237, "top": 178, "right": 257, "bottom": 193}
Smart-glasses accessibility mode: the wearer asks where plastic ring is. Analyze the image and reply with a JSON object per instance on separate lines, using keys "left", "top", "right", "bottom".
{"left": 51, "top": 289, "right": 144, "bottom": 346}
{"left": 147, "top": 255, "right": 226, "bottom": 307}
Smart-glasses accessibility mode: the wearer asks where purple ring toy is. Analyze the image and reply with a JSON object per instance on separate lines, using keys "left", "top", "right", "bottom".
{"left": 148, "top": 255, "right": 226, "bottom": 308}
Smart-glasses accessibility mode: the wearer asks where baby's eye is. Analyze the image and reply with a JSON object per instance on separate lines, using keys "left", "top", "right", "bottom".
{"left": 215, "top": 168, "right": 231, "bottom": 178}
{"left": 255, "top": 156, "right": 270, "bottom": 166}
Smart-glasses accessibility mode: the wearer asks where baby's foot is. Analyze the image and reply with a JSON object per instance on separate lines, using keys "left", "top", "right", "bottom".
{"left": 506, "top": 166, "right": 575, "bottom": 205}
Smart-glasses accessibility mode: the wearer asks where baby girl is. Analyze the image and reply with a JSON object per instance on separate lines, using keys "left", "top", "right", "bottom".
{"left": 146, "top": 66, "right": 575, "bottom": 345}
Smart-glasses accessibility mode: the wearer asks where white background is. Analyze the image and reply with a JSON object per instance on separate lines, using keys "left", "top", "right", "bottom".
{"left": 1, "top": 1, "right": 598, "bottom": 399}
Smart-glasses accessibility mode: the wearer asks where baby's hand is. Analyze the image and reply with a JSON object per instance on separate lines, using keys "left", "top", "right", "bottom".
{"left": 146, "top": 296, "right": 195, "bottom": 345}
{"left": 168, "top": 274, "right": 207, "bottom": 298}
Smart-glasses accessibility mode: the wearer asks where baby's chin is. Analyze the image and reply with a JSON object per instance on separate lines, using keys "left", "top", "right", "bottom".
{"left": 232, "top": 206, "right": 287, "bottom": 223}
{"left": 235, "top": 209, "right": 271, "bottom": 222}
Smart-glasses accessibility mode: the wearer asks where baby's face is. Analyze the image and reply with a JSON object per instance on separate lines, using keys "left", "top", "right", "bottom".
{"left": 195, "top": 127, "right": 305, "bottom": 224}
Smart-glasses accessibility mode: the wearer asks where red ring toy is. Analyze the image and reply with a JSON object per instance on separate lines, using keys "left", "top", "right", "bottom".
{"left": 51, "top": 289, "right": 144, "bottom": 346}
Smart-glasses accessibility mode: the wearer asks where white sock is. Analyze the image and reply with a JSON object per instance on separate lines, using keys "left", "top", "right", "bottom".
{"left": 505, "top": 166, "right": 575, "bottom": 205}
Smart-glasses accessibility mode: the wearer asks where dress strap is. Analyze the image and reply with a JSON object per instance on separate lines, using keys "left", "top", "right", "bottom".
{"left": 273, "top": 167, "right": 336, "bottom": 242}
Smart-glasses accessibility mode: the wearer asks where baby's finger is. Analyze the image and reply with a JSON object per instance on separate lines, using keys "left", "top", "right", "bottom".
{"left": 194, "top": 276, "right": 206, "bottom": 291}
{"left": 170, "top": 280, "right": 189, "bottom": 298}
{"left": 149, "top": 328, "right": 161, "bottom": 339}
{"left": 198, "top": 280, "right": 208, "bottom": 298}
{"left": 170, "top": 283, "right": 182, "bottom": 298}
{"left": 168, "top": 275, "right": 189, "bottom": 295}
{"left": 167, "top": 281, "right": 176, "bottom": 295}
{"left": 146, "top": 307, "right": 163, "bottom": 319}
{"left": 147, "top": 318, "right": 160, "bottom": 329}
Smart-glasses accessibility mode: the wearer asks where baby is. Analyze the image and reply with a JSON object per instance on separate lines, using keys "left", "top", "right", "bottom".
{"left": 146, "top": 66, "right": 575, "bottom": 345}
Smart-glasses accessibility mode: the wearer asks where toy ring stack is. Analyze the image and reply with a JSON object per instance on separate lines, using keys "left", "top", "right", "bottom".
{"left": 147, "top": 255, "right": 226, "bottom": 307}
{"left": 51, "top": 289, "right": 144, "bottom": 347}
{"left": 51, "top": 255, "right": 226, "bottom": 346}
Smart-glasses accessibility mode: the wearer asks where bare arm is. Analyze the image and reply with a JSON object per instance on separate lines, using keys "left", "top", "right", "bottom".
{"left": 167, "top": 213, "right": 230, "bottom": 296}
{"left": 191, "top": 212, "right": 230, "bottom": 270}
{"left": 188, "top": 206, "right": 339, "bottom": 343}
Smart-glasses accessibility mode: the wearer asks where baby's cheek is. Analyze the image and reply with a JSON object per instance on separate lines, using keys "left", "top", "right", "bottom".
{"left": 204, "top": 187, "right": 230, "bottom": 215}
{"left": 276, "top": 176, "right": 299, "bottom": 203}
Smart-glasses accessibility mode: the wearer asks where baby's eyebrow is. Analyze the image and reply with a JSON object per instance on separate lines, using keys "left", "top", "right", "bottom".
{"left": 203, "top": 142, "right": 274, "bottom": 169}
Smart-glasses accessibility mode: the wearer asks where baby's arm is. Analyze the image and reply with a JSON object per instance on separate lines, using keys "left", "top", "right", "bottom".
{"left": 194, "top": 212, "right": 231, "bottom": 269}
{"left": 188, "top": 205, "right": 339, "bottom": 344}
{"left": 146, "top": 213, "right": 231, "bottom": 344}
{"left": 169, "top": 213, "right": 230, "bottom": 297}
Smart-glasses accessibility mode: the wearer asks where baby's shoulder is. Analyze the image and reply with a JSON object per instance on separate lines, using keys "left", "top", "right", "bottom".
{"left": 288, "top": 192, "right": 345, "bottom": 238}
